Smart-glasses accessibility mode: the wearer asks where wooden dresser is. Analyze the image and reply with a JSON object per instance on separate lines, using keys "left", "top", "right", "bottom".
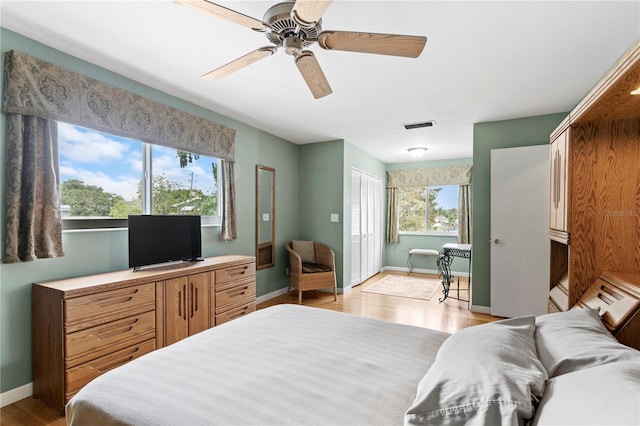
{"left": 32, "top": 255, "right": 255, "bottom": 413}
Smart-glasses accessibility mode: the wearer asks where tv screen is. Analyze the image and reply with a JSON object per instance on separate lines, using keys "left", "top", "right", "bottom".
{"left": 128, "top": 215, "right": 202, "bottom": 271}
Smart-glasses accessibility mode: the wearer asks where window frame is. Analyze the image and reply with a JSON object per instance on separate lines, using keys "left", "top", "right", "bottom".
{"left": 398, "top": 184, "right": 459, "bottom": 236}
{"left": 59, "top": 122, "right": 222, "bottom": 231}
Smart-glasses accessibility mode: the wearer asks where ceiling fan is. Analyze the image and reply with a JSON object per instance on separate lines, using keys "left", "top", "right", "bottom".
{"left": 175, "top": 0, "right": 427, "bottom": 99}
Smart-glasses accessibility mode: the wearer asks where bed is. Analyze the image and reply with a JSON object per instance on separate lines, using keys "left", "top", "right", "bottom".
{"left": 66, "top": 304, "right": 640, "bottom": 426}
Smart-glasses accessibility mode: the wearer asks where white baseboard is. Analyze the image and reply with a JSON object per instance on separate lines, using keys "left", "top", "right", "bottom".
{"left": 255, "top": 287, "right": 289, "bottom": 304}
{"left": 1, "top": 382, "right": 32, "bottom": 407}
{"left": 469, "top": 304, "right": 491, "bottom": 314}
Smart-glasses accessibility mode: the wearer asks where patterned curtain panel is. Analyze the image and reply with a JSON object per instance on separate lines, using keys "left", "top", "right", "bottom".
{"left": 458, "top": 185, "right": 471, "bottom": 244}
{"left": 4, "top": 114, "right": 64, "bottom": 262}
{"left": 387, "top": 165, "right": 472, "bottom": 188}
{"left": 386, "top": 187, "right": 400, "bottom": 243}
{"left": 2, "top": 50, "right": 236, "bottom": 161}
{"left": 219, "top": 160, "right": 237, "bottom": 241}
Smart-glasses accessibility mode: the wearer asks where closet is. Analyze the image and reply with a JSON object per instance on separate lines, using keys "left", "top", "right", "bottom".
{"left": 351, "top": 169, "right": 383, "bottom": 286}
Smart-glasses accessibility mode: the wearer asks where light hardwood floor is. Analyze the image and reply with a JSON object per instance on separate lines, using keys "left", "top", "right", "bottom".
{"left": 0, "top": 270, "right": 499, "bottom": 426}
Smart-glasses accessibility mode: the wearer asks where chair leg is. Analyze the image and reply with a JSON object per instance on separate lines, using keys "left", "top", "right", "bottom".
{"left": 333, "top": 285, "right": 337, "bottom": 301}
{"left": 298, "top": 290, "right": 303, "bottom": 304}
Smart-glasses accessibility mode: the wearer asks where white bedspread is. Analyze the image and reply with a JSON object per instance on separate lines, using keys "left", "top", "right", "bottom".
{"left": 66, "top": 304, "right": 449, "bottom": 425}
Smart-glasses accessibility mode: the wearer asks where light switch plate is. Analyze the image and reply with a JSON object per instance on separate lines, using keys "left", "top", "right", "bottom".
{"left": 262, "top": 213, "right": 269, "bottom": 221}
{"left": 330, "top": 213, "right": 339, "bottom": 222}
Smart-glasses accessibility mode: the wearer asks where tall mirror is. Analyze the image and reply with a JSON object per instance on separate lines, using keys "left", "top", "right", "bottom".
{"left": 256, "top": 165, "right": 275, "bottom": 269}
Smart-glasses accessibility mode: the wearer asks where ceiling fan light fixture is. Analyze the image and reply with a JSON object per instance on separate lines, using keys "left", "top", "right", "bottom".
{"left": 407, "top": 147, "right": 428, "bottom": 158}
{"left": 631, "top": 86, "right": 640, "bottom": 95}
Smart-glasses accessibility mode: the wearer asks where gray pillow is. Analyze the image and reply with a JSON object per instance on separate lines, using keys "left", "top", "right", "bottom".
{"left": 532, "top": 359, "right": 640, "bottom": 426}
{"left": 534, "top": 307, "right": 639, "bottom": 377}
{"left": 405, "top": 316, "right": 547, "bottom": 426}
{"left": 292, "top": 240, "right": 315, "bottom": 263}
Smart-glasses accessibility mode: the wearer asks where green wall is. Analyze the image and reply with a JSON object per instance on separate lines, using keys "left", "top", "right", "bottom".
{"left": 0, "top": 28, "right": 301, "bottom": 394}
{"left": 470, "top": 113, "right": 568, "bottom": 308}
{"left": 298, "top": 140, "right": 345, "bottom": 285}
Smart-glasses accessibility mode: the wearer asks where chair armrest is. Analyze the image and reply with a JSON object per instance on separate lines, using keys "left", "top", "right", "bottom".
{"left": 314, "top": 243, "right": 335, "bottom": 269}
{"left": 286, "top": 243, "right": 303, "bottom": 273}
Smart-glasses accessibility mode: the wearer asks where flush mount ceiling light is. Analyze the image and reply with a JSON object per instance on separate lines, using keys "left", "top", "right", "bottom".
{"left": 407, "top": 147, "right": 428, "bottom": 158}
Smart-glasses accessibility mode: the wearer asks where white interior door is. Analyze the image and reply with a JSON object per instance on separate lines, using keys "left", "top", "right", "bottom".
{"left": 491, "top": 145, "right": 549, "bottom": 317}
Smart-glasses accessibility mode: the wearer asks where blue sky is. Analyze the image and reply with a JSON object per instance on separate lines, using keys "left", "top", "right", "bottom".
{"left": 58, "top": 122, "right": 217, "bottom": 201}
{"left": 434, "top": 185, "right": 458, "bottom": 210}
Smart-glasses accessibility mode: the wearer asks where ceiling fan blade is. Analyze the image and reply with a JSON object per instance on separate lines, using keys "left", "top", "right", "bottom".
{"left": 203, "top": 47, "right": 277, "bottom": 80}
{"left": 318, "top": 31, "right": 427, "bottom": 58}
{"left": 295, "top": 51, "right": 332, "bottom": 99}
{"left": 174, "top": 0, "right": 266, "bottom": 31}
{"left": 291, "top": 0, "right": 333, "bottom": 27}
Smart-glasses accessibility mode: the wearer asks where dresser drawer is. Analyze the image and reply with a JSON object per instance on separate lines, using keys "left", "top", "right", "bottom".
{"left": 215, "top": 299, "right": 256, "bottom": 325}
{"left": 65, "top": 311, "right": 155, "bottom": 368}
{"left": 215, "top": 278, "right": 256, "bottom": 308}
{"left": 65, "top": 339, "right": 155, "bottom": 401}
{"left": 65, "top": 283, "right": 155, "bottom": 331}
{"left": 215, "top": 263, "right": 256, "bottom": 285}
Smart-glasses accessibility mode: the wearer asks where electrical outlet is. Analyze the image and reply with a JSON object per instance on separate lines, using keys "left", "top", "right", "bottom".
{"left": 285, "top": 267, "right": 290, "bottom": 276}
{"left": 330, "top": 213, "right": 339, "bottom": 222}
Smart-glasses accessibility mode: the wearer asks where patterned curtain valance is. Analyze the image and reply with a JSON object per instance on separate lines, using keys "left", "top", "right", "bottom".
{"left": 2, "top": 50, "right": 235, "bottom": 161}
{"left": 387, "top": 165, "right": 472, "bottom": 188}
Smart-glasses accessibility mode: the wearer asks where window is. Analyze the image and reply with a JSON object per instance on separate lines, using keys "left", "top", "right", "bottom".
{"left": 58, "top": 122, "right": 220, "bottom": 229}
{"left": 399, "top": 185, "right": 458, "bottom": 234}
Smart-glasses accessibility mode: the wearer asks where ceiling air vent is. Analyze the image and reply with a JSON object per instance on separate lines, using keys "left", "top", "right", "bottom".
{"left": 403, "top": 120, "right": 435, "bottom": 130}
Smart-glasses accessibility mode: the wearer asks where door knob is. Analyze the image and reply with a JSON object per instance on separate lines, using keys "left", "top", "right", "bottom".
{"left": 493, "top": 239, "right": 501, "bottom": 244}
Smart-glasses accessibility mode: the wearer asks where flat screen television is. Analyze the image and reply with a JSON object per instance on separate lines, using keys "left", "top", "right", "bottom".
{"left": 128, "top": 215, "right": 202, "bottom": 271}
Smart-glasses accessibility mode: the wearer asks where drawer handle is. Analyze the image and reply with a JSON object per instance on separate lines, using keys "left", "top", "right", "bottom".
{"left": 95, "top": 318, "right": 138, "bottom": 339}
{"left": 227, "top": 286, "right": 250, "bottom": 297}
{"left": 94, "top": 347, "right": 141, "bottom": 373}
{"left": 227, "top": 306, "right": 250, "bottom": 321}
{"left": 226, "top": 266, "right": 249, "bottom": 279}
{"left": 91, "top": 295, "right": 135, "bottom": 308}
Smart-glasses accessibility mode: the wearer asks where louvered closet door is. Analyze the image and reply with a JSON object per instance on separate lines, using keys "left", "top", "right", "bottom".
{"left": 366, "top": 175, "right": 376, "bottom": 278}
{"left": 359, "top": 174, "right": 369, "bottom": 283}
{"left": 351, "top": 170, "right": 362, "bottom": 286}
{"left": 351, "top": 169, "right": 383, "bottom": 286}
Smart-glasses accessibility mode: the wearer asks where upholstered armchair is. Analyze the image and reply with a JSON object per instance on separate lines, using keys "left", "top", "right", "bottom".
{"left": 286, "top": 241, "right": 338, "bottom": 304}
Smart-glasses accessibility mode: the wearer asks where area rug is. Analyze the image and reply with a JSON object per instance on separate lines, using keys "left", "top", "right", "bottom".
{"left": 362, "top": 275, "right": 441, "bottom": 300}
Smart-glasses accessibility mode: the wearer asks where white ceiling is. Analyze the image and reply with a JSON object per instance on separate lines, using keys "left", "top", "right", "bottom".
{"left": 1, "top": 1, "right": 639, "bottom": 163}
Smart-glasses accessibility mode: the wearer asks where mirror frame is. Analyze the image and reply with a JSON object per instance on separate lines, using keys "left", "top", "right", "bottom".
{"left": 255, "top": 165, "right": 276, "bottom": 270}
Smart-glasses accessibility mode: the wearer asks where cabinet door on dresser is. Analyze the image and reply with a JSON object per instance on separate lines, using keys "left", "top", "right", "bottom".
{"left": 163, "top": 272, "right": 211, "bottom": 345}
{"left": 549, "top": 127, "right": 570, "bottom": 241}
